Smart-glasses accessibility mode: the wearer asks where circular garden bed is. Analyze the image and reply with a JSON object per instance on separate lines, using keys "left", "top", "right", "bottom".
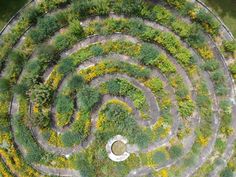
{"left": 0, "top": 0, "right": 236, "bottom": 176}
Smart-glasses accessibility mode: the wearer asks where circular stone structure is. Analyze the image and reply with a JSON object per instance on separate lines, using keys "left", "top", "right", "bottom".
{"left": 106, "top": 135, "right": 130, "bottom": 162}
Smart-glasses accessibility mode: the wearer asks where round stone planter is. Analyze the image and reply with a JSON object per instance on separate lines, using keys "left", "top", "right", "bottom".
{"left": 106, "top": 135, "right": 130, "bottom": 162}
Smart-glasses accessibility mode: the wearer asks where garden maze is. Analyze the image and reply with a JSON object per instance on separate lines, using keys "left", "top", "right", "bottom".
{"left": 0, "top": 0, "right": 236, "bottom": 176}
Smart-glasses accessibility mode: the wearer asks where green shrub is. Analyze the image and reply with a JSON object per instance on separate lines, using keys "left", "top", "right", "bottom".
{"left": 37, "top": 44, "right": 58, "bottom": 64}
{"left": 169, "top": 145, "right": 183, "bottom": 159}
{"left": 29, "top": 16, "right": 60, "bottom": 43}
{"left": 9, "top": 50, "right": 25, "bottom": 66}
{"left": 58, "top": 58, "right": 76, "bottom": 74}
{"left": 187, "top": 25, "right": 205, "bottom": 48}
{"left": 0, "top": 78, "right": 10, "bottom": 92}
{"left": 196, "top": 9, "right": 220, "bottom": 35}
{"left": 13, "top": 83, "right": 28, "bottom": 97}
{"left": 201, "top": 60, "right": 219, "bottom": 72}
{"left": 153, "top": 151, "right": 167, "bottom": 164}
{"left": 138, "top": 43, "right": 159, "bottom": 65}
{"left": 24, "top": 60, "right": 42, "bottom": 86}
{"left": 55, "top": 11, "right": 68, "bottom": 26}
{"left": 90, "top": 45, "right": 104, "bottom": 56}
{"left": 31, "top": 112, "right": 51, "bottom": 128}
{"left": 112, "top": 0, "right": 144, "bottom": 15}
{"left": 215, "top": 84, "right": 227, "bottom": 96}
{"left": 229, "top": 62, "right": 236, "bottom": 79}
{"left": 77, "top": 86, "right": 100, "bottom": 111}
{"left": 30, "top": 84, "right": 53, "bottom": 106}
{"left": 73, "top": 153, "right": 95, "bottom": 177}
{"left": 220, "top": 167, "right": 233, "bottom": 177}
{"left": 211, "top": 70, "right": 225, "bottom": 85}
{"left": 68, "top": 20, "right": 84, "bottom": 38}
{"left": 92, "top": 0, "right": 110, "bottom": 16}
{"left": 171, "top": 19, "right": 191, "bottom": 38}
{"left": 223, "top": 40, "right": 236, "bottom": 53}
{"left": 13, "top": 115, "right": 45, "bottom": 163}
{"left": 61, "top": 131, "right": 82, "bottom": 147}
{"left": 23, "top": 6, "right": 42, "bottom": 24}
{"left": 153, "top": 5, "right": 173, "bottom": 24}
{"left": 56, "top": 95, "right": 74, "bottom": 115}
{"left": 68, "top": 75, "right": 85, "bottom": 91}
{"left": 55, "top": 34, "right": 77, "bottom": 51}
{"left": 215, "top": 138, "right": 226, "bottom": 153}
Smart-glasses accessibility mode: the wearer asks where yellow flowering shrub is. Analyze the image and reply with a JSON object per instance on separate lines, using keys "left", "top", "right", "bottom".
{"left": 197, "top": 135, "right": 208, "bottom": 146}
{"left": 198, "top": 46, "right": 214, "bottom": 60}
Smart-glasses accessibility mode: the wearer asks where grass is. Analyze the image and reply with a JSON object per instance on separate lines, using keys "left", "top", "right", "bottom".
{"left": 0, "top": 0, "right": 28, "bottom": 30}
{"left": 203, "top": 0, "right": 236, "bottom": 37}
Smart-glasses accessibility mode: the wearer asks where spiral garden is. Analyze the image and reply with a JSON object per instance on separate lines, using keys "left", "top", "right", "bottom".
{"left": 0, "top": 0, "right": 236, "bottom": 176}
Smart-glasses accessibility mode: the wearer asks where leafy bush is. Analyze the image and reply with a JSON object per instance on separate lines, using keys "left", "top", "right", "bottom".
{"left": 223, "top": 40, "right": 236, "bottom": 53}
{"left": 68, "top": 75, "right": 85, "bottom": 91}
{"left": 171, "top": 19, "right": 191, "bottom": 38}
{"left": 229, "top": 62, "right": 236, "bottom": 79}
{"left": 211, "top": 70, "right": 225, "bottom": 85}
{"left": 77, "top": 86, "right": 100, "bottom": 111}
{"left": 112, "top": 0, "right": 144, "bottom": 15}
{"left": 220, "top": 167, "right": 233, "bottom": 177}
{"left": 58, "top": 58, "right": 76, "bottom": 75}
{"left": 56, "top": 95, "right": 74, "bottom": 126}
{"left": 153, "top": 151, "right": 167, "bottom": 164}
{"left": 61, "top": 131, "right": 82, "bottom": 147}
{"left": 9, "top": 50, "right": 26, "bottom": 66}
{"left": 178, "top": 99, "right": 195, "bottom": 118}
{"left": 31, "top": 112, "right": 51, "bottom": 128}
{"left": 37, "top": 44, "right": 58, "bottom": 64}
{"left": 215, "top": 138, "right": 226, "bottom": 153}
{"left": 54, "top": 34, "right": 76, "bottom": 51}
{"left": 201, "top": 60, "right": 219, "bottom": 72}
{"left": 153, "top": 5, "right": 173, "bottom": 24}
{"left": 0, "top": 78, "right": 10, "bottom": 92}
{"left": 195, "top": 9, "right": 220, "bottom": 36}
{"left": 138, "top": 43, "right": 159, "bottom": 65}
{"left": 13, "top": 115, "right": 45, "bottom": 163}
{"left": 30, "top": 83, "right": 53, "bottom": 106}
{"left": 13, "top": 83, "right": 28, "bottom": 97}
{"left": 56, "top": 95, "right": 74, "bottom": 114}
{"left": 23, "top": 6, "right": 42, "bottom": 24}
{"left": 169, "top": 145, "right": 183, "bottom": 159}
{"left": 68, "top": 20, "right": 84, "bottom": 38}
{"left": 29, "top": 16, "right": 60, "bottom": 43}
{"left": 90, "top": 45, "right": 104, "bottom": 56}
